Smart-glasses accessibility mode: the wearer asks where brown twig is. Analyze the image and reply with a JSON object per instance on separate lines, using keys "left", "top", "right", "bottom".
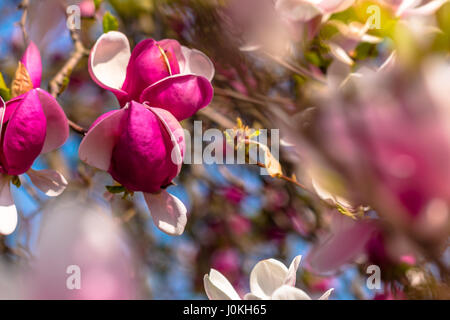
{"left": 48, "top": 28, "right": 89, "bottom": 135}
{"left": 18, "top": 0, "right": 29, "bottom": 44}
{"left": 256, "top": 161, "right": 308, "bottom": 190}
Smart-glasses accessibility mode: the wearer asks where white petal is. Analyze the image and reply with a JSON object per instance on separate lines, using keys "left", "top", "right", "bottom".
{"left": 275, "top": 0, "right": 322, "bottom": 22}
{"left": 203, "top": 269, "right": 241, "bottom": 300}
{"left": 244, "top": 293, "right": 263, "bottom": 300}
{"left": 78, "top": 108, "right": 126, "bottom": 171}
{"left": 272, "top": 285, "right": 312, "bottom": 300}
{"left": 284, "top": 255, "right": 302, "bottom": 286}
{"left": 181, "top": 46, "right": 215, "bottom": 81}
{"left": 318, "top": 288, "right": 334, "bottom": 300}
{"left": 27, "top": 168, "right": 68, "bottom": 197}
{"left": 328, "top": 42, "right": 354, "bottom": 66}
{"left": 249, "top": 258, "right": 289, "bottom": 299}
{"left": 144, "top": 190, "right": 187, "bottom": 236}
{"left": 89, "top": 31, "right": 131, "bottom": 90}
{"left": 0, "top": 175, "right": 17, "bottom": 235}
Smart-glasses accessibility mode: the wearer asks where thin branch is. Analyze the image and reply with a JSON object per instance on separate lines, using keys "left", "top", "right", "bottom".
{"left": 255, "top": 161, "right": 308, "bottom": 190}
{"left": 48, "top": 28, "right": 89, "bottom": 135}
{"left": 18, "top": 0, "right": 29, "bottom": 44}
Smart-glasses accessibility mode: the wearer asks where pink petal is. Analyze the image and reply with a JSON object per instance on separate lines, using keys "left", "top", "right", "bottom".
{"left": 20, "top": 41, "right": 42, "bottom": 88}
{"left": 27, "top": 168, "right": 68, "bottom": 197}
{"left": 140, "top": 74, "right": 213, "bottom": 121}
{"left": 2, "top": 90, "right": 46, "bottom": 175}
{"left": 0, "top": 175, "right": 17, "bottom": 235}
{"left": 306, "top": 218, "right": 378, "bottom": 275}
{"left": 89, "top": 31, "right": 130, "bottom": 105}
{"left": 121, "top": 39, "right": 181, "bottom": 102}
{"left": 180, "top": 46, "right": 215, "bottom": 81}
{"left": 108, "top": 102, "right": 180, "bottom": 193}
{"left": 78, "top": 108, "right": 126, "bottom": 171}
{"left": 36, "top": 89, "right": 69, "bottom": 153}
{"left": 144, "top": 190, "right": 187, "bottom": 236}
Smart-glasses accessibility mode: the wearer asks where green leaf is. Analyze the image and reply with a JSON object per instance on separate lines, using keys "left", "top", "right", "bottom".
{"left": 102, "top": 11, "right": 119, "bottom": 33}
{"left": 0, "top": 72, "right": 11, "bottom": 101}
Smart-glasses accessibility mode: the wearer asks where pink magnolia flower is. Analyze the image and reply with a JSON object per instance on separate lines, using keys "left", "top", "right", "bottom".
{"left": 0, "top": 42, "right": 69, "bottom": 235}
{"left": 79, "top": 101, "right": 187, "bottom": 236}
{"left": 88, "top": 31, "right": 214, "bottom": 121}
{"left": 204, "top": 255, "right": 334, "bottom": 300}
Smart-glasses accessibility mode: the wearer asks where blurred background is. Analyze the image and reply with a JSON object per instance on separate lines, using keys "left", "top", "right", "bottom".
{"left": 0, "top": 0, "right": 449, "bottom": 299}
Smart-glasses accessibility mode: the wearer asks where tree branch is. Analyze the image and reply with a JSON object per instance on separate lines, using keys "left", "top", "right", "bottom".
{"left": 48, "top": 29, "right": 89, "bottom": 135}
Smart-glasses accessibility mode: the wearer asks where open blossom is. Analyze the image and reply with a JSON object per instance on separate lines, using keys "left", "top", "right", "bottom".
{"left": 0, "top": 42, "right": 69, "bottom": 235}
{"left": 89, "top": 31, "right": 214, "bottom": 121}
{"left": 79, "top": 101, "right": 187, "bottom": 236}
{"left": 204, "top": 255, "right": 333, "bottom": 300}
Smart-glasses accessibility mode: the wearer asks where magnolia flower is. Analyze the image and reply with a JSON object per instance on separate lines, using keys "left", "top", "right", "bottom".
{"left": 0, "top": 42, "right": 69, "bottom": 235}
{"left": 204, "top": 255, "right": 334, "bottom": 300}
{"left": 79, "top": 101, "right": 187, "bottom": 236}
{"left": 89, "top": 31, "right": 214, "bottom": 121}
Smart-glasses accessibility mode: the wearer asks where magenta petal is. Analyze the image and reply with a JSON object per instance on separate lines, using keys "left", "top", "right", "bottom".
{"left": 108, "top": 101, "right": 180, "bottom": 193}
{"left": 20, "top": 41, "right": 42, "bottom": 88}
{"left": 79, "top": 108, "right": 126, "bottom": 171}
{"left": 140, "top": 74, "right": 213, "bottom": 121}
{"left": 121, "top": 39, "right": 181, "bottom": 102}
{"left": 3, "top": 96, "right": 24, "bottom": 124}
{"left": 36, "top": 89, "right": 69, "bottom": 153}
{"left": 148, "top": 107, "right": 186, "bottom": 175}
{"left": 2, "top": 90, "right": 46, "bottom": 175}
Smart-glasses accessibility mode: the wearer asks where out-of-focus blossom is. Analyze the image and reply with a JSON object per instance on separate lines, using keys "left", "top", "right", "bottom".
{"left": 27, "top": 201, "right": 138, "bottom": 299}
{"left": 325, "top": 21, "right": 383, "bottom": 66}
{"left": 379, "top": 0, "right": 449, "bottom": 17}
{"left": 275, "top": 0, "right": 355, "bottom": 23}
{"left": 222, "top": 186, "right": 246, "bottom": 205}
{"left": 204, "top": 255, "right": 333, "bottom": 300}
{"left": 227, "top": 214, "right": 252, "bottom": 236}
{"left": 89, "top": 31, "right": 214, "bottom": 120}
{"left": 80, "top": 0, "right": 96, "bottom": 18}
{"left": 0, "top": 42, "right": 69, "bottom": 235}
{"left": 306, "top": 212, "right": 378, "bottom": 274}
{"left": 79, "top": 101, "right": 187, "bottom": 236}
{"left": 211, "top": 249, "right": 241, "bottom": 281}
{"left": 313, "top": 59, "right": 450, "bottom": 242}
